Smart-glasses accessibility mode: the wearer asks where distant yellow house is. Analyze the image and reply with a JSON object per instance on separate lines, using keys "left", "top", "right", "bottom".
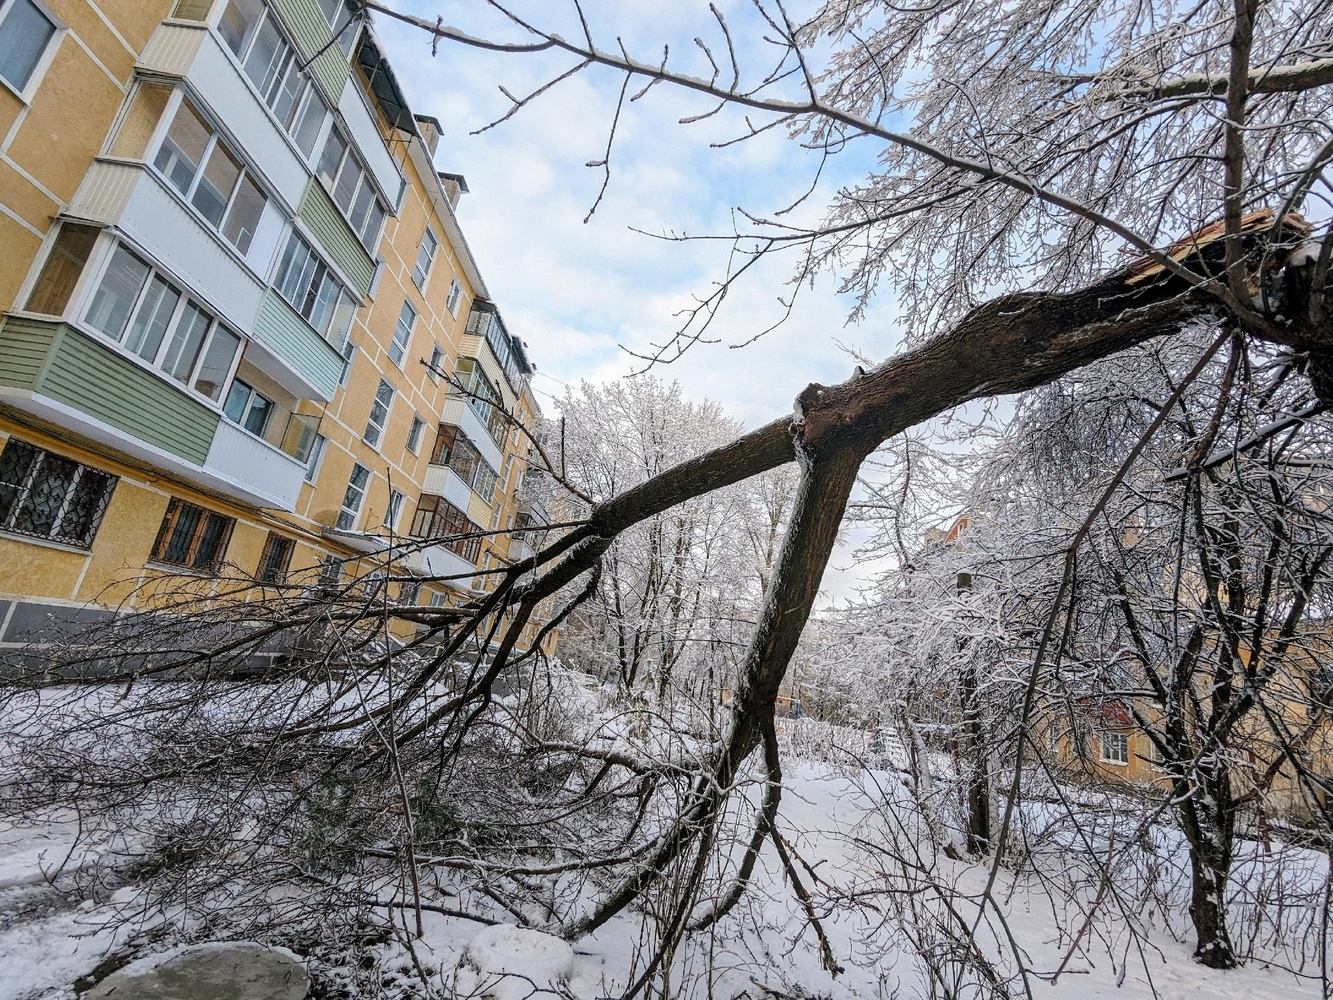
{"left": 0, "top": 0, "right": 556, "bottom": 661}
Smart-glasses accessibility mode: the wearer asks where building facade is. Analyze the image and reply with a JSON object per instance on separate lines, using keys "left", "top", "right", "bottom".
{"left": 0, "top": 0, "right": 553, "bottom": 657}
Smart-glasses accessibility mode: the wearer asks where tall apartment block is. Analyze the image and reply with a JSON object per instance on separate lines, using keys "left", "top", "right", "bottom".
{"left": 0, "top": 0, "right": 554, "bottom": 655}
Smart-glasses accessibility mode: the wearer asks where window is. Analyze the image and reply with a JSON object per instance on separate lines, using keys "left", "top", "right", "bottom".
{"left": 25, "top": 223, "right": 99, "bottom": 316}
{"left": 257, "top": 533, "right": 294, "bottom": 583}
{"left": 445, "top": 278, "right": 462, "bottom": 316}
{"left": 384, "top": 489, "right": 404, "bottom": 531}
{"left": 412, "top": 228, "right": 438, "bottom": 290}
{"left": 453, "top": 358, "right": 507, "bottom": 444}
{"left": 363, "top": 379, "right": 392, "bottom": 447}
{"left": 465, "top": 302, "right": 527, "bottom": 391}
{"left": 0, "top": 439, "right": 116, "bottom": 548}
{"left": 389, "top": 300, "right": 415, "bottom": 366}
{"left": 223, "top": 379, "right": 273, "bottom": 437}
{"left": 218, "top": 0, "right": 330, "bottom": 157}
{"left": 84, "top": 244, "right": 242, "bottom": 402}
{"left": 151, "top": 498, "right": 234, "bottom": 573}
{"left": 0, "top": 0, "right": 57, "bottom": 95}
{"left": 409, "top": 493, "right": 482, "bottom": 563}
{"left": 316, "top": 126, "right": 387, "bottom": 250}
{"left": 302, "top": 433, "right": 326, "bottom": 483}
{"left": 274, "top": 231, "right": 357, "bottom": 342}
{"left": 108, "top": 83, "right": 173, "bottom": 160}
{"left": 170, "top": 0, "right": 213, "bottom": 20}
{"left": 430, "top": 424, "right": 497, "bottom": 502}
{"left": 1100, "top": 732, "right": 1129, "bottom": 766}
{"left": 153, "top": 98, "right": 268, "bottom": 255}
{"left": 405, "top": 415, "right": 425, "bottom": 454}
{"left": 337, "top": 463, "right": 369, "bottom": 530}
{"left": 317, "top": 553, "right": 342, "bottom": 588}
{"left": 398, "top": 578, "right": 421, "bottom": 605}
{"left": 316, "top": 0, "right": 360, "bottom": 55}
{"left": 279, "top": 412, "right": 320, "bottom": 463}
{"left": 426, "top": 343, "right": 445, "bottom": 380}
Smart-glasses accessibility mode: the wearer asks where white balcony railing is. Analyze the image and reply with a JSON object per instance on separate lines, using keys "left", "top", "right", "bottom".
{"left": 204, "top": 419, "right": 307, "bottom": 511}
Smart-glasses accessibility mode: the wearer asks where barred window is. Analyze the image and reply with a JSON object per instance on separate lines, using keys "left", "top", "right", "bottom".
{"left": 0, "top": 439, "right": 117, "bottom": 549}
{"left": 408, "top": 493, "right": 481, "bottom": 563}
{"left": 257, "top": 532, "right": 294, "bottom": 583}
{"left": 151, "top": 498, "right": 234, "bottom": 573}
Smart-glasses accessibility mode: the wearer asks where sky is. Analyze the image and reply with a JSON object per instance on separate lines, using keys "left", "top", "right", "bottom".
{"left": 370, "top": 1, "right": 905, "bottom": 599}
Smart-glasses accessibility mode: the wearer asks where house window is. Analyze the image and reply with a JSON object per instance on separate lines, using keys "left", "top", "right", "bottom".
{"left": 302, "top": 433, "right": 326, "bottom": 483}
{"left": 273, "top": 231, "right": 357, "bottom": 343}
{"left": 25, "top": 222, "right": 99, "bottom": 316}
{"left": 1100, "top": 732, "right": 1129, "bottom": 766}
{"left": 109, "top": 82, "right": 173, "bottom": 160}
{"left": 385, "top": 489, "right": 404, "bottom": 531}
{"left": 409, "top": 493, "right": 482, "bottom": 563}
{"left": 363, "top": 379, "right": 392, "bottom": 447}
{"left": 0, "top": 439, "right": 116, "bottom": 548}
{"left": 84, "top": 244, "right": 242, "bottom": 402}
{"left": 413, "top": 228, "right": 438, "bottom": 290}
{"left": 426, "top": 343, "right": 445, "bottom": 380}
{"left": 389, "top": 300, "right": 415, "bottom": 366}
{"left": 223, "top": 379, "right": 273, "bottom": 437}
{"left": 170, "top": 0, "right": 213, "bottom": 20}
{"left": 153, "top": 98, "right": 268, "bottom": 255}
{"left": 430, "top": 424, "right": 496, "bottom": 502}
{"left": 316, "top": 125, "right": 387, "bottom": 251}
{"left": 337, "top": 463, "right": 369, "bottom": 530}
{"left": 398, "top": 578, "right": 421, "bottom": 605}
{"left": 151, "top": 498, "right": 234, "bottom": 573}
{"left": 405, "top": 415, "right": 425, "bottom": 454}
{"left": 315, "top": 0, "right": 360, "bottom": 55}
{"left": 452, "top": 358, "right": 507, "bottom": 444}
{"left": 218, "top": 0, "right": 330, "bottom": 157}
{"left": 279, "top": 412, "right": 320, "bottom": 463}
{"left": 257, "top": 532, "right": 294, "bottom": 583}
{"left": 317, "top": 553, "right": 342, "bottom": 587}
{"left": 445, "top": 278, "right": 462, "bottom": 316}
{"left": 0, "top": 0, "right": 57, "bottom": 95}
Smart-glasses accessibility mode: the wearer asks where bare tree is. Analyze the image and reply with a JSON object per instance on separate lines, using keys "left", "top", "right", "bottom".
{"left": 6, "top": 0, "right": 1333, "bottom": 988}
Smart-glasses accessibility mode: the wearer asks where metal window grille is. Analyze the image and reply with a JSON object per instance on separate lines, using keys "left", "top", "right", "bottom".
{"left": 150, "top": 498, "right": 235, "bottom": 573}
{"left": 258, "top": 533, "right": 295, "bottom": 583}
{"left": 0, "top": 439, "right": 117, "bottom": 549}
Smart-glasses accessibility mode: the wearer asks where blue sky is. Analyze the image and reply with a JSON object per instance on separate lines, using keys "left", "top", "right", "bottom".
{"left": 371, "top": 1, "right": 901, "bottom": 428}
{"left": 371, "top": 2, "right": 907, "bottom": 601}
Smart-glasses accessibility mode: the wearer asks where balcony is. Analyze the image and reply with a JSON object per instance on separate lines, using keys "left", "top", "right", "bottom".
{"left": 203, "top": 420, "right": 307, "bottom": 511}
{"left": 405, "top": 543, "right": 479, "bottom": 593}
{"left": 439, "top": 397, "right": 503, "bottom": 472}
{"left": 0, "top": 318, "right": 307, "bottom": 512}
{"left": 421, "top": 463, "right": 475, "bottom": 514}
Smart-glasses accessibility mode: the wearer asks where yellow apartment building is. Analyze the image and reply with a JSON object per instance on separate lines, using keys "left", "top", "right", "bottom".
{"left": 0, "top": 0, "right": 556, "bottom": 661}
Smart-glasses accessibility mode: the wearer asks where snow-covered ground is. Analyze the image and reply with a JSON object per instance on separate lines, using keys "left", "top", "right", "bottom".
{"left": 1, "top": 760, "right": 1323, "bottom": 1000}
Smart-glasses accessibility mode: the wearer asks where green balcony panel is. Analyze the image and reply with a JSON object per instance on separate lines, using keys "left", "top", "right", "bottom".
{"left": 0, "top": 318, "right": 219, "bottom": 465}
{"left": 252, "top": 291, "right": 345, "bottom": 401}
{"left": 271, "top": 0, "right": 350, "bottom": 100}
{"left": 298, "top": 179, "right": 375, "bottom": 297}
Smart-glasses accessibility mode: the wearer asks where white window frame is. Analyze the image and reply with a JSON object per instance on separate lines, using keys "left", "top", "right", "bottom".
{"left": 148, "top": 92, "right": 271, "bottom": 259}
{"left": 337, "top": 462, "right": 370, "bottom": 530}
{"left": 413, "top": 228, "right": 438, "bottom": 290}
{"left": 303, "top": 432, "right": 326, "bottom": 483}
{"left": 445, "top": 278, "right": 462, "bottom": 317}
{"left": 316, "top": 124, "right": 388, "bottom": 251}
{"left": 426, "top": 343, "right": 444, "bottom": 381}
{"left": 385, "top": 488, "right": 405, "bottom": 531}
{"left": 0, "top": 0, "right": 64, "bottom": 103}
{"left": 363, "top": 378, "right": 393, "bottom": 447}
{"left": 1100, "top": 731, "right": 1129, "bottom": 766}
{"left": 389, "top": 299, "right": 416, "bottom": 367}
{"left": 215, "top": 0, "right": 332, "bottom": 160}
{"left": 81, "top": 240, "right": 245, "bottom": 406}
{"left": 406, "top": 414, "right": 425, "bottom": 454}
